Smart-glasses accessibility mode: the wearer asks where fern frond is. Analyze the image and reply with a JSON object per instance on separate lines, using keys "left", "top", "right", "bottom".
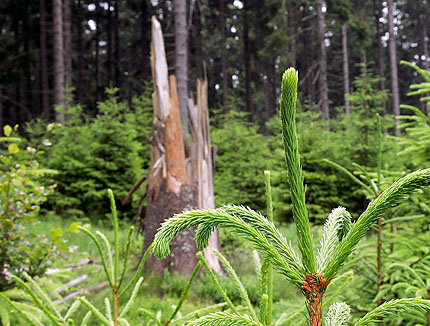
{"left": 324, "top": 302, "right": 350, "bottom": 326}
{"left": 355, "top": 298, "right": 430, "bottom": 326}
{"left": 0, "top": 293, "right": 43, "bottom": 326}
{"left": 317, "top": 207, "right": 349, "bottom": 273}
{"left": 153, "top": 208, "right": 303, "bottom": 284}
{"left": 325, "top": 169, "right": 430, "bottom": 279}
{"left": 280, "top": 68, "right": 315, "bottom": 273}
{"left": 0, "top": 302, "right": 10, "bottom": 326}
{"left": 79, "top": 297, "right": 112, "bottom": 326}
{"left": 187, "top": 312, "right": 263, "bottom": 326}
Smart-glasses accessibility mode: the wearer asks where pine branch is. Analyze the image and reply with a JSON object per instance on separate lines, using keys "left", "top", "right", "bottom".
{"left": 324, "top": 169, "right": 430, "bottom": 280}
{"left": 324, "top": 302, "right": 350, "bottom": 326}
{"left": 152, "top": 207, "right": 303, "bottom": 284}
{"left": 354, "top": 298, "right": 430, "bottom": 326}
{"left": 280, "top": 68, "right": 315, "bottom": 273}
{"left": 187, "top": 312, "right": 263, "bottom": 326}
{"left": 316, "top": 207, "right": 349, "bottom": 273}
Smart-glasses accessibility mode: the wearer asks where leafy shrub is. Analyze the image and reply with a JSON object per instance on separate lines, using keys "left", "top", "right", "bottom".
{"left": 0, "top": 125, "right": 61, "bottom": 291}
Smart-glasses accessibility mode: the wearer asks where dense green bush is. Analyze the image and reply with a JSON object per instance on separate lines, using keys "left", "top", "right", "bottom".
{"left": 26, "top": 88, "right": 152, "bottom": 220}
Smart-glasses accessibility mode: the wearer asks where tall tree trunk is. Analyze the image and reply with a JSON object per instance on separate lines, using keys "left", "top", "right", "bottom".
{"left": 193, "top": 0, "right": 204, "bottom": 80}
{"left": 63, "top": 0, "right": 72, "bottom": 90}
{"left": 107, "top": 0, "right": 114, "bottom": 85}
{"left": 303, "top": 6, "right": 315, "bottom": 104}
{"left": 316, "top": 0, "right": 329, "bottom": 122}
{"left": 220, "top": 0, "right": 228, "bottom": 114}
{"left": 95, "top": 2, "right": 101, "bottom": 104}
{"left": 144, "top": 17, "right": 198, "bottom": 276}
{"left": 342, "top": 24, "right": 350, "bottom": 114}
{"left": 53, "top": 0, "right": 65, "bottom": 124}
{"left": 76, "top": 0, "right": 84, "bottom": 103}
{"left": 418, "top": 11, "right": 429, "bottom": 114}
{"left": 174, "top": 0, "right": 189, "bottom": 123}
{"left": 114, "top": 0, "right": 120, "bottom": 88}
{"left": 243, "top": 0, "right": 252, "bottom": 118}
{"left": 40, "top": 0, "right": 50, "bottom": 119}
{"left": 141, "top": 0, "right": 150, "bottom": 81}
{"left": 387, "top": 0, "right": 400, "bottom": 136}
{"left": 373, "top": 0, "right": 387, "bottom": 115}
{"left": 288, "top": 0, "right": 296, "bottom": 68}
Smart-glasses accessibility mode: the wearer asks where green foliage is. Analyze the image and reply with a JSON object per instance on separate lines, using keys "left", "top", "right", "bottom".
{"left": 151, "top": 68, "right": 430, "bottom": 326}
{"left": 27, "top": 88, "right": 151, "bottom": 220}
{"left": 211, "top": 111, "right": 273, "bottom": 212}
{"left": 0, "top": 124, "right": 62, "bottom": 291}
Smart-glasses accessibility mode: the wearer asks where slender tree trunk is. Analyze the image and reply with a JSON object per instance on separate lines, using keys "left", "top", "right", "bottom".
{"left": 141, "top": 0, "right": 150, "bottom": 81}
{"left": 373, "top": 0, "right": 387, "bottom": 115}
{"left": 316, "top": 0, "right": 329, "bottom": 122}
{"left": 76, "top": 0, "right": 84, "bottom": 103}
{"left": 114, "top": 0, "right": 120, "bottom": 88}
{"left": 303, "top": 7, "right": 315, "bottom": 104}
{"left": 418, "top": 12, "right": 429, "bottom": 114}
{"left": 95, "top": 2, "right": 101, "bottom": 103}
{"left": 107, "top": 0, "right": 114, "bottom": 85}
{"left": 174, "top": 0, "right": 189, "bottom": 122}
{"left": 387, "top": 0, "right": 400, "bottom": 136}
{"left": 220, "top": 0, "right": 228, "bottom": 114}
{"left": 193, "top": 0, "right": 204, "bottom": 80}
{"left": 342, "top": 24, "right": 350, "bottom": 114}
{"left": 243, "top": 0, "right": 252, "bottom": 118}
{"left": 53, "top": 0, "right": 65, "bottom": 124}
{"left": 63, "top": 0, "right": 72, "bottom": 90}
{"left": 288, "top": 0, "right": 296, "bottom": 68}
{"left": 40, "top": 0, "right": 50, "bottom": 119}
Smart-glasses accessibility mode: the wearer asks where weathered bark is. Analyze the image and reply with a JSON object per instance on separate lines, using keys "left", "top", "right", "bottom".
{"left": 220, "top": 0, "right": 228, "bottom": 114}
{"left": 53, "top": 0, "right": 65, "bottom": 124}
{"left": 144, "top": 17, "right": 198, "bottom": 276}
{"left": 288, "top": 0, "right": 297, "bottom": 68}
{"left": 193, "top": 0, "right": 204, "bottom": 80}
{"left": 342, "top": 24, "right": 350, "bottom": 114}
{"left": 174, "top": 0, "right": 189, "bottom": 122}
{"left": 63, "top": 0, "right": 72, "bottom": 90}
{"left": 243, "top": 0, "right": 252, "bottom": 117}
{"left": 39, "top": 0, "right": 50, "bottom": 118}
{"left": 387, "top": 0, "right": 400, "bottom": 136}
{"left": 316, "top": 0, "right": 329, "bottom": 122}
{"left": 373, "top": 0, "right": 387, "bottom": 115}
{"left": 195, "top": 78, "right": 222, "bottom": 273}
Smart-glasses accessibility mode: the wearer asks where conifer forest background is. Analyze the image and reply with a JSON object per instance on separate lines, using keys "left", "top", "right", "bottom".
{"left": 1, "top": 1, "right": 430, "bottom": 326}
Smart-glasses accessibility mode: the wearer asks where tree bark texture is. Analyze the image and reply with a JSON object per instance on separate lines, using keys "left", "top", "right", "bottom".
{"left": 220, "top": 0, "right": 228, "bottom": 114}
{"left": 76, "top": 0, "right": 85, "bottom": 103}
{"left": 373, "top": 0, "right": 387, "bottom": 115}
{"left": 114, "top": 0, "right": 120, "bottom": 88}
{"left": 342, "top": 24, "right": 350, "bottom": 114}
{"left": 316, "top": 0, "right": 329, "bottom": 122}
{"left": 39, "top": 0, "right": 50, "bottom": 118}
{"left": 141, "top": 0, "right": 150, "bottom": 81}
{"left": 387, "top": 0, "right": 400, "bottom": 136}
{"left": 303, "top": 6, "right": 315, "bottom": 104}
{"left": 144, "top": 17, "right": 198, "bottom": 276}
{"left": 53, "top": 0, "right": 65, "bottom": 124}
{"left": 107, "top": 0, "right": 114, "bottom": 84}
{"left": 174, "top": 0, "right": 189, "bottom": 123}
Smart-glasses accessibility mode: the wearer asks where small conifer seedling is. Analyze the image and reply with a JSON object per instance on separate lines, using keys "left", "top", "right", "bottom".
{"left": 152, "top": 68, "right": 430, "bottom": 326}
